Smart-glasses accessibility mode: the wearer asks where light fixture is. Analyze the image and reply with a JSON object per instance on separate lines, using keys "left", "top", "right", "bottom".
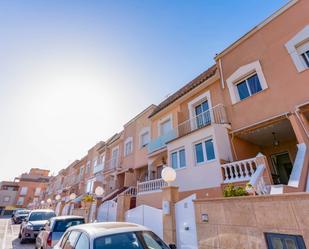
{"left": 69, "top": 193, "right": 77, "bottom": 201}
{"left": 40, "top": 200, "right": 45, "bottom": 205}
{"left": 272, "top": 132, "right": 279, "bottom": 147}
{"left": 161, "top": 167, "right": 176, "bottom": 185}
{"left": 47, "top": 198, "right": 52, "bottom": 204}
{"left": 55, "top": 194, "right": 61, "bottom": 201}
{"left": 95, "top": 186, "right": 104, "bottom": 197}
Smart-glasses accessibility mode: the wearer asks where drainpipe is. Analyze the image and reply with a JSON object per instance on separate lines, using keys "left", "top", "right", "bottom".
{"left": 218, "top": 58, "right": 225, "bottom": 89}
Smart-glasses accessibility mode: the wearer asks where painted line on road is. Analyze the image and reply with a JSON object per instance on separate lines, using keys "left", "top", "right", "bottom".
{"left": 1, "top": 220, "right": 8, "bottom": 249}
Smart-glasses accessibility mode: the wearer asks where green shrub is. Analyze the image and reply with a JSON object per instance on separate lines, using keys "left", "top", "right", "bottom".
{"left": 223, "top": 184, "right": 249, "bottom": 197}
{"left": 82, "top": 194, "right": 94, "bottom": 202}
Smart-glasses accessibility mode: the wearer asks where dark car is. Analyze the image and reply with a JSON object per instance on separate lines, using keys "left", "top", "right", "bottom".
{"left": 19, "top": 209, "right": 56, "bottom": 244}
{"left": 13, "top": 209, "right": 30, "bottom": 224}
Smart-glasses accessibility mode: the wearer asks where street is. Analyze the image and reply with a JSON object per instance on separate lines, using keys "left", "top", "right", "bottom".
{"left": 0, "top": 218, "right": 33, "bottom": 249}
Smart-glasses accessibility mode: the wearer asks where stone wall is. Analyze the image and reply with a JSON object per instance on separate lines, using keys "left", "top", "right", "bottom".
{"left": 194, "top": 193, "right": 309, "bottom": 249}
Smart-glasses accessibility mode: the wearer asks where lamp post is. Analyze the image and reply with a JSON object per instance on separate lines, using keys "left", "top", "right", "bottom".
{"left": 94, "top": 186, "right": 105, "bottom": 221}
{"left": 161, "top": 166, "right": 178, "bottom": 245}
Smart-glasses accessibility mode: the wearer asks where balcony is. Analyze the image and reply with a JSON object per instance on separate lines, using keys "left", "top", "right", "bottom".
{"left": 137, "top": 178, "right": 167, "bottom": 194}
{"left": 93, "top": 163, "right": 104, "bottom": 174}
{"left": 103, "top": 157, "right": 120, "bottom": 173}
{"left": 147, "top": 104, "right": 228, "bottom": 154}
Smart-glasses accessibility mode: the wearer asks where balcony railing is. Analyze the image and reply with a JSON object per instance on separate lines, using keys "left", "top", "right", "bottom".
{"left": 147, "top": 104, "right": 228, "bottom": 154}
{"left": 103, "top": 157, "right": 120, "bottom": 173}
{"left": 93, "top": 163, "right": 104, "bottom": 174}
{"left": 221, "top": 157, "right": 257, "bottom": 183}
{"left": 177, "top": 104, "right": 228, "bottom": 138}
{"left": 137, "top": 178, "right": 167, "bottom": 194}
{"left": 147, "top": 130, "right": 177, "bottom": 154}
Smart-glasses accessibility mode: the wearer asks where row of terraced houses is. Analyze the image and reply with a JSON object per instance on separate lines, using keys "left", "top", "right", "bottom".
{"left": 4, "top": 0, "right": 309, "bottom": 248}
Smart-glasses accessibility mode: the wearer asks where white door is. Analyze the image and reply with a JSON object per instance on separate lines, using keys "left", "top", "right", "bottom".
{"left": 125, "top": 205, "right": 163, "bottom": 239}
{"left": 97, "top": 200, "right": 117, "bottom": 222}
{"left": 175, "top": 194, "right": 198, "bottom": 249}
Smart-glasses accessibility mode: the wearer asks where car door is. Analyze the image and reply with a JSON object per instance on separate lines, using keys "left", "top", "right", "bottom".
{"left": 74, "top": 232, "right": 90, "bottom": 249}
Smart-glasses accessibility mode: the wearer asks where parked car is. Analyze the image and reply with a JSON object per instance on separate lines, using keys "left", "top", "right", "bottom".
{"left": 35, "top": 215, "right": 85, "bottom": 249}
{"left": 53, "top": 222, "right": 176, "bottom": 249}
{"left": 19, "top": 209, "right": 56, "bottom": 244}
{"left": 11, "top": 208, "right": 26, "bottom": 218}
{"left": 12, "top": 209, "right": 30, "bottom": 224}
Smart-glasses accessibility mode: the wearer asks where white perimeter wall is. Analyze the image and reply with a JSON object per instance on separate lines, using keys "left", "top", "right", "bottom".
{"left": 167, "top": 125, "right": 232, "bottom": 192}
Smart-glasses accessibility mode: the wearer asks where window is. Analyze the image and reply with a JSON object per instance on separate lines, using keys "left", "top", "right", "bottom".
{"left": 86, "top": 178, "right": 95, "bottom": 193}
{"left": 111, "top": 147, "right": 119, "bottom": 167}
{"left": 124, "top": 138, "right": 133, "bottom": 156}
{"left": 85, "top": 161, "right": 91, "bottom": 174}
{"left": 34, "top": 187, "right": 41, "bottom": 196}
{"left": 265, "top": 233, "right": 306, "bottom": 249}
{"left": 63, "top": 230, "right": 81, "bottom": 249}
{"left": 54, "top": 219, "right": 85, "bottom": 232}
{"left": 236, "top": 73, "right": 262, "bottom": 100}
{"left": 226, "top": 60, "right": 268, "bottom": 104}
{"left": 60, "top": 231, "right": 70, "bottom": 248}
{"left": 20, "top": 187, "right": 28, "bottom": 195}
{"left": 17, "top": 197, "right": 24, "bottom": 205}
{"left": 140, "top": 131, "right": 150, "bottom": 148}
{"left": 94, "top": 232, "right": 143, "bottom": 249}
{"left": 285, "top": 25, "right": 309, "bottom": 72}
{"left": 298, "top": 42, "right": 309, "bottom": 68}
{"left": 171, "top": 148, "right": 186, "bottom": 169}
{"left": 160, "top": 118, "right": 172, "bottom": 135}
{"left": 194, "top": 138, "right": 216, "bottom": 165}
{"left": 140, "top": 231, "right": 170, "bottom": 249}
{"left": 75, "top": 233, "right": 90, "bottom": 249}
{"left": 195, "top": 100, "right": 211, "bottom": 127}
{"left": 79, "top": 167, "right": 84, "bottom": 177}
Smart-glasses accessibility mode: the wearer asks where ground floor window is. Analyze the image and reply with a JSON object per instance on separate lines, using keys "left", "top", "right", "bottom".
{"left": 265, "top": 233, "right": 306, "bottom": 249}
{"left": 194, "top": 138, "right": 215, "bottom": 165}
{"left": 170, "top": 148, "right": 186, "bottom": 169}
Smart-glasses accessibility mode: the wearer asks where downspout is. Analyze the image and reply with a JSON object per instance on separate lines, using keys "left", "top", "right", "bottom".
{"left": 218, "top": 58, "right": 225, "bottom": 89}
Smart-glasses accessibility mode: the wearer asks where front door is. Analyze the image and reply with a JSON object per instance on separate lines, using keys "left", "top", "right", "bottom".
{"left": 271, "top": 152, "right": 293, "bottom": 185}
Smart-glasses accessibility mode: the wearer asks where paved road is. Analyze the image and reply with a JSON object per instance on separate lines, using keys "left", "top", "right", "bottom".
{"left": 0, "top": 218, "right": 34, "bottom": 249}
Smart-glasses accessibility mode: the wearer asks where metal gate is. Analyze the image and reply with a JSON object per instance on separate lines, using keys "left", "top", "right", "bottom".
{"left": 175, "top": 194, "right": 198, "bottom": 249}
{"left": 125, "top": 205, "right": 163, "bottom": 239}
{"left": 97, "top": 200, "right": 117, "bottom": 222}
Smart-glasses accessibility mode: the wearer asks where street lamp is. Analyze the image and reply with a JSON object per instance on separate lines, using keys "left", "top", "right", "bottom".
{"left": 95, "top": 186, "right": 104, "bottom": 197}
{"left": 69, "top": 193, "right": 77, "bottom": 201}
{"left": 55, "top": 194, "right": 61, "bottom": 201}
{"left": 161, "top": 166, "right": 176, "bottom": 186}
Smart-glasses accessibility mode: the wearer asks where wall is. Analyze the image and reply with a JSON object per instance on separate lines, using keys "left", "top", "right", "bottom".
{"left": 219, "top": 0, "right": 309, "bottom": 131}
{"left": 136, "top": 192, "right": 163, "bottom": 209}
{"left": 167, "top": 125, "right": 232, "bottom": 192}
{"left": 194, "top": 193, "right": 309, "bottom": 249}
{"left": 0, "top": 190, "right": 18, "bottom": 207}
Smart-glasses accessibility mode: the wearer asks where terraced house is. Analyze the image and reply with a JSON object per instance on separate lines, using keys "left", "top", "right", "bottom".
{"left": 43, "top": 0, "right": 309, "bottom": 248}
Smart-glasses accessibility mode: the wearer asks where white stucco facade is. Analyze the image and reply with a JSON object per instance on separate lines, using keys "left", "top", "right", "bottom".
{"left": 167, "top": 124, "right": 233, "bottom": 192}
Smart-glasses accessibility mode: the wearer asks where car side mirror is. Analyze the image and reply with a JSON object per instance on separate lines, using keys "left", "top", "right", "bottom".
{"left": 169, "top": 244, "right": 176, "bottom": 249}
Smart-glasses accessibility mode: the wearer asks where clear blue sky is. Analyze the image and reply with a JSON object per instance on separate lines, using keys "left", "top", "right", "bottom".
{"left": 0, "top": 0, "right": 288, "bottom": 180}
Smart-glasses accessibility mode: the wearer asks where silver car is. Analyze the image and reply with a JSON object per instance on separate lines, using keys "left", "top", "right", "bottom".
{"left": 35, "top": 215, "right": 85, "bottom": 249}
{"left": 53, "top": 222, "right": 175, "bottom": 249}
{"left": 19, "top": 209, "right": 56, "bottom": 244}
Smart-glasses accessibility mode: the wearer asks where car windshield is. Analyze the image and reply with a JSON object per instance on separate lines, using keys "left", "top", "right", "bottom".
{"left": 94, "top": 231, "right": 169, "bottom": 249}
{"left": 53, "top": 219, "right": 85, "bottom": 232}
{"left": 29, "top": 212, "right": 55, "bottom": 221}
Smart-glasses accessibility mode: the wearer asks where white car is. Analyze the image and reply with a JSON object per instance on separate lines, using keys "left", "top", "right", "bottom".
{"left": 53, "top": 222, "right": 175, "bottom": 249}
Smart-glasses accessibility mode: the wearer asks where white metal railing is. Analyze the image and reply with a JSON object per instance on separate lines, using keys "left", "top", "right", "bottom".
{"left": 221, "top": 157, "right": 257, "bottom": 183}
{"left": 137, "top": 178, "right": 167, "bottom": 194}
{"left": 177, "top": 104, "right": 228, "bottom": 138}
{"left": 248, "top": 165, "right": 270, "bottom": 195}
{"left": 147, "top": 104, "right": 228, "bottom": 154}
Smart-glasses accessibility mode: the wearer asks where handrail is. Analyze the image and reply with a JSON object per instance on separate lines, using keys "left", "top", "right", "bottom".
{"left": 288, "top": 143, "right": 307, "bottom": 188}
{"left": 137, "top": 178, "right": 167, "bottom": 193}
{"left": 248, "top": 165, "right": 270, "bottom": 195}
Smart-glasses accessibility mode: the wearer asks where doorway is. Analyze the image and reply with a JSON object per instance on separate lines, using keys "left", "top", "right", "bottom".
{"left": 271, "top": 152, "right": 293, "bottom": 185}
